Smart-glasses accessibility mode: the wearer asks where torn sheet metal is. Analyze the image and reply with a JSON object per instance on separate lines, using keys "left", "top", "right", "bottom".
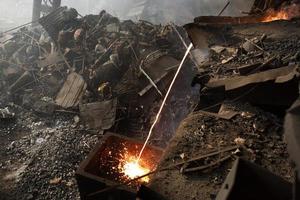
{"left": 184, "top": 24, "right": 210, "bottom": 49}
{"left": 206, "top": 65, "right": 300, "bottom": 106}
{"left": 139, "top": 55, "right": 180, "bottom": 96}
{"left": 79, "top": 98, "right": 117, "bottom": 129}
{"left": 216, "top": 158, "right": 292, "bottom": 200}
{"left": 207, "top": 65, "right": 299, "bottom": 90}
{"left": 55, "top": 72, "right": 87, "bottom": 108}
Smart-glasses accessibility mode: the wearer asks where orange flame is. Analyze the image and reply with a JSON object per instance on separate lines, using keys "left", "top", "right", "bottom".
{"left": 262, "top": 4, "right": 300, "bottom": 22}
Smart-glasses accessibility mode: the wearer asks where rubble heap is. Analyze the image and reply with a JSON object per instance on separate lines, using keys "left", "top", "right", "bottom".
{"left": 0, "top": 7, "right": 197, "bottom": 200}
{"left": 149, "top": 14, "right": 300, "bottom": 200}
{"left": 1, "top": 3, "right": 300, "bottom": 200}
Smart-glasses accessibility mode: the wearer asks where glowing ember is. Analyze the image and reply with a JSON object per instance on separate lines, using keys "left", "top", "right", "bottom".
{"left": 263, "top": 4, "right": 300, "bottom": 22}
{"left": 263, "top": 9, "right": 289, "bottom": 22}
{"left": 122, "top": 158, "right": 150, "bottom": 183}
{"left": 96, "top": 135, "right": 162, "bottom": 188}
{"left": 115, "top": 146, "right": 153, "bottom": 184}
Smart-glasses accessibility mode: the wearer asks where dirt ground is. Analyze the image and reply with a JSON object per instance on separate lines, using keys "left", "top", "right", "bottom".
{"left": 149, "top": 102, "right": 293, "bottom": 200}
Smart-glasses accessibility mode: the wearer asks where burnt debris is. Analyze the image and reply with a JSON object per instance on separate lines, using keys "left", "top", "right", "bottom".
{"left": 1, "top": 2, "right": 300, "bottom": 200}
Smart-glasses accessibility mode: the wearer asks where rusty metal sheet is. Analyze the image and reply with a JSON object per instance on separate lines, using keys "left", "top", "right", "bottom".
{"left": 55, "top": 72, "right": 87, "bottom": 108}
{"left": 184, "top": 24, "right": 210, "bottom": 49}
{"left": 207, "top": 65, "right": 299, "bottom": 90}
{"left": 139, "top": 55, "right": 180, "bottom": 96}
{"left": 203, "top": 65, "right": 299, "bottom": 107}
{"left": 79, "top": 98, "right": 117, "bottom": 129}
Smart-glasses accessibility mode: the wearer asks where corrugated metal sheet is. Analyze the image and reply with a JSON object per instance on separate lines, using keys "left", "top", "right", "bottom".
{"left": 39, "top": 6, "right": 68, "bottom": 41}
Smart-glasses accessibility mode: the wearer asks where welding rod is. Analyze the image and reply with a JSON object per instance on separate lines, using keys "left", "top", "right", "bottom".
{"left": 218, "top": 1, "right": 231, "bottom": 16}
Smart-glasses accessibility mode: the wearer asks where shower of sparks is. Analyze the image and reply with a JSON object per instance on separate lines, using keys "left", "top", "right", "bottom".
{"left": 122, "top": 158, "right": 150, "bottom": 183}
{"left": 115, "top": 146, "right": 152, "bottom": 184}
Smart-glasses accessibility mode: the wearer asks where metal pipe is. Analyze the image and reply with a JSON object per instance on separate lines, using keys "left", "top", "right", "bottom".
{"left": 32, "top": 0, "right": 42, "bottom": 25}
{"left": 218, "top": 1, "right": 231, "bottom": 16}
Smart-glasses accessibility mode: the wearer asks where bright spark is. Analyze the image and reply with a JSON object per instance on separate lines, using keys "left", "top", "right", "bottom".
{"left": 122, "top": 159, "right": 150, "bottom": 183}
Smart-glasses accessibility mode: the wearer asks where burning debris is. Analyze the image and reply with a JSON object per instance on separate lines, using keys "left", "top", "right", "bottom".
{"left": 262, "top": 3, "right": 300, "bottom": 22}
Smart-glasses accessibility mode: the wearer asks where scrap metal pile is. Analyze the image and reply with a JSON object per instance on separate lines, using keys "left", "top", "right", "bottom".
{"left": 0, "top": 7, "right": 196, "bottom": 200}
{"left": 148, "top": 6, "right": 300, "bottom": 200}
{"left": 0, "top": 7, "right": 195, "bottom": 136}
{"left": 1, "top": 1, "right": 300, "bottom": 200}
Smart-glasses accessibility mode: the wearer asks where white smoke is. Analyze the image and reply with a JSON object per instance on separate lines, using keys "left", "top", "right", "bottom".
{"left": 0, "top": 0, "right": 255, "bottom": 31}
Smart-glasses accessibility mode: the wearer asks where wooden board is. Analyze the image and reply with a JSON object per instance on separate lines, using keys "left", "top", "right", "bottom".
{"left": 55, "top": 72, "right": 87, "bottom": 108}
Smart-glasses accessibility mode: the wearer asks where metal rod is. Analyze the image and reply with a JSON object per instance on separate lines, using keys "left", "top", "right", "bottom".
{"left": 218, "top": 1, "right": 231, "bottom": 16}
{"left": 183, "top": 155, "right": 233, "bottom": 173}
{"left": 1, "top": 21, "right": 38, "bottom": 35}
{"left": 139, "top": 61, "right": 163, "bottom": 97}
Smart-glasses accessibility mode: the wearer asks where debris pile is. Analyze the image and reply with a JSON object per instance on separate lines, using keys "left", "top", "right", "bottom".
{"left": 148, "top": 14, "right": 300, "bottom": 200}
{"left": 0, "top": 7, "right": 197, "bottom": 200}
{"left": 0, "top": 7, "right": 196, "bottom": 136}
{"left": 185, "top": 16, "right": 300, "bottom": 113}
{"left": 1, "top": 2, "right": 300, "bottom": 200}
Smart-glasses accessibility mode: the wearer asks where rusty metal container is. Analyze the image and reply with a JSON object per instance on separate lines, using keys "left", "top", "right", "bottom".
{"left": 76, "top": 133, "right": 162, "bottom": 200}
